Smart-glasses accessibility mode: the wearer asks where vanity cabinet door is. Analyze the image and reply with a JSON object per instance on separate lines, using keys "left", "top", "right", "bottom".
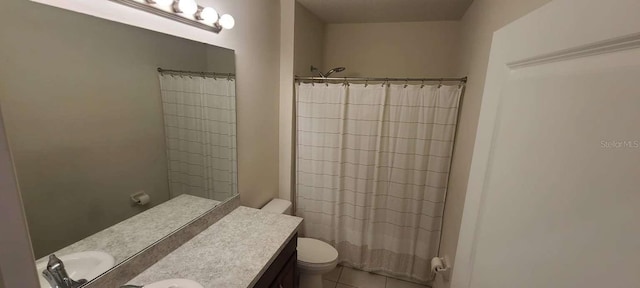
{"left": 255, "top": 234, "right": 298, "bottom": 288}
{"left": 270, "top": 252, "right": 297, "bottom": 288}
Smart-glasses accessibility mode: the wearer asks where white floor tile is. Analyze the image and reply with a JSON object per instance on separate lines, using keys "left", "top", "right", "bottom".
{"left": 323, "top": 279, "right": 338, "bottom": 288}
{"left": 323, "top": 266, "right": 343, "bottom": 282}
{"left": 338, "top": 267, "right": 386, "bottom": 288}
{"left": 385, "top": 277, "right": 429, "bottom": 288}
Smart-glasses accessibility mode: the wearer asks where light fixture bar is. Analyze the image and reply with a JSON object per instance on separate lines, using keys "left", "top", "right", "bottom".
{"left": 109, "top": 0, "right": 222, "bottom": 33}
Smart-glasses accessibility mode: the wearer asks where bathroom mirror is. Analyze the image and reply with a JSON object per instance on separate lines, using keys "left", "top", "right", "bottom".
{"left": 0, "top": 1, "right": 237, "bottom": 285}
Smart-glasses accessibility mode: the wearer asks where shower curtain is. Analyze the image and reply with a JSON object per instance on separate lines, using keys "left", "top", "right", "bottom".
{"left": 296, "top": 82, "right": 462, "bottom": 282}
{"left": 159, "top": 74, "right": 237, "bottom": 201}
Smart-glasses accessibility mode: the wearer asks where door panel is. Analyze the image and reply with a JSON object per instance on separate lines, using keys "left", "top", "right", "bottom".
{"left": 474, "top": 47, "right": 640, "bottom": 288}
{"left": 453, "top": 1, "right": 640, "bottom": 287}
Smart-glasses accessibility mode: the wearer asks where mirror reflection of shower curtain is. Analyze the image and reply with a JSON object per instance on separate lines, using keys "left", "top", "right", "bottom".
{"left": 159, "top": 74, "right": 237, "bottom": 201}
{"left": 296, "top": 83, "right": 461, "bottom": 283}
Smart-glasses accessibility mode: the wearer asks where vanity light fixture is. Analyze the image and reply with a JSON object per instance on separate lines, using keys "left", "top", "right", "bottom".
{"left": 110, "top": 0, "right": 234, "bottom": 33}
{"left": 174, "top": 0, "right": 198, "bottom": 15}
{"left": 219, "top": 13, "right": 235, "bottom": 29}
{"left": 197, "top": 7, "right": 219, "bottom": 24}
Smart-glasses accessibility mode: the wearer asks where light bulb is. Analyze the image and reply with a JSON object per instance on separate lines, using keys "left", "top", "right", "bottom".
{"left": 198, "top": 7, "right": 218, "bottom": 24}
{"left": 219, "top": 14, "right": 235, "bottom": 29}
{"left": 177, "top": 0, "right": 198, "bottom": 15}
{"left": 152, "top": 0, "right": 173, "bottom": 6}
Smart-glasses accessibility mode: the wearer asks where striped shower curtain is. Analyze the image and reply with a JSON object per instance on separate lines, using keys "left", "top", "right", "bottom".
{"left": 159, "top": 74, "right": 237, "bottom": 201}
{"left": 296, "top": 83, "right": 462, "bottom": 282}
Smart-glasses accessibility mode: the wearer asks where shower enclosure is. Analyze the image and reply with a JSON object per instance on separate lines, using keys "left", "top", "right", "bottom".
{"left": 294, "top": 75, "right": 465, "bottom": 283}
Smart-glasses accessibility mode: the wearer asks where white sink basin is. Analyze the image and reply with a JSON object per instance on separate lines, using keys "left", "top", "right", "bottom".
{"left": 143, "top": 279, "right": 204, "bottom": 288}
{"left": 36, "top": 251, "right": 115, "bottom": 288}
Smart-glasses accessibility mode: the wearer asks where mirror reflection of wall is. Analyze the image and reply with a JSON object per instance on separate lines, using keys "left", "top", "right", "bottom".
{"left": 0, "top": 0, "right": 237, "bottom": 265}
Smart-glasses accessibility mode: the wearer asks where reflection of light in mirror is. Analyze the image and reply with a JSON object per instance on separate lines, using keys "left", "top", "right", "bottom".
{"left": 176, "top": 0, "right": 198, "bottom": 15}
{"left": 198, "top": 7, "right": 218, "bottom": 24}
{"left": 219, "top": 14, "right": 235, "bottom": 30}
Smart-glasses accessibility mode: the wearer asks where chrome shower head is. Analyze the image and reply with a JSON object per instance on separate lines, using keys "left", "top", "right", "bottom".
{"left": 324, "top": 67, "right": 346, "bottom": 77}
{"left": 310, "top": 66, "right": 346, "bottom": 78}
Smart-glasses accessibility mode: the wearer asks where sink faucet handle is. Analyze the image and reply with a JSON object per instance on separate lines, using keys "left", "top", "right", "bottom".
{"left": 43, "top": 254, "right": 67, "bottom": 287}
{"left": 47, "top": 254, "right": 64, "bottom": 270}
{"left": 43, "top": 254, "right": 88, "bottom": 288}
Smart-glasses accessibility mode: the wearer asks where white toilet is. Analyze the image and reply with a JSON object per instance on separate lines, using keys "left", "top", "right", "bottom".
{"left": 261, "top": 199, "right": 338, "bottom": 288}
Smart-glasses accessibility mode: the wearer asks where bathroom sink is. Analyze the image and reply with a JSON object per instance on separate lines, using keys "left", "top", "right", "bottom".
{"left": 143, "top": 279, "right": 204, "bottom": 288}
{"left": 36, "top": 251, "right": 115, "bottom": 288}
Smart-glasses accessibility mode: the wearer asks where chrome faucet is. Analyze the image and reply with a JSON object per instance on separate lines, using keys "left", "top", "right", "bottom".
{"left": 42, "top": 254, "right": 87, "bottom": 288}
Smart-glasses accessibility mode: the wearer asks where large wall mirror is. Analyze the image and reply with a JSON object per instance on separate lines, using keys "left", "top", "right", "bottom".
{"left": 0, "top": 1, "right": 237, "bottom": 286}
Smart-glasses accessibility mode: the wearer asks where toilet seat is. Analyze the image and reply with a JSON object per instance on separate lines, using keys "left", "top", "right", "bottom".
{"left": 297, "top": 237, "right": 339, "bottom": 272}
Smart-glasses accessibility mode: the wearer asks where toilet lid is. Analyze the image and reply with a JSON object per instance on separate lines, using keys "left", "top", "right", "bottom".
{"left": 297, "top": 237, "right": 338, "bottom": 264}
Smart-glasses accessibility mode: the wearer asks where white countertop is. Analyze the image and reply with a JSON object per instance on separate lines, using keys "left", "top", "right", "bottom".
{"left": 127, "top": 206, "right": 303, "bottom": 288}
{"left": 38, "top": 194, "right": 220, "bottom": 264}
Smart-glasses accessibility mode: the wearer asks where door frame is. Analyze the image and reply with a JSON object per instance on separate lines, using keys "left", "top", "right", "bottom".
{"left": 451, "top": 0, "right": 640, "bottom": 286}
{"left": 0, "top": 108, "right": 39, "bottom": 288}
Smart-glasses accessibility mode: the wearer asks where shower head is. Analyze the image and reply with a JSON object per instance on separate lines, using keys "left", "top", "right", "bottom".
{"left": 310, "top": 66, "right": 347, "bottom": 78}
{"left": 324, "top": 67, "right": 346, "bottom": 77}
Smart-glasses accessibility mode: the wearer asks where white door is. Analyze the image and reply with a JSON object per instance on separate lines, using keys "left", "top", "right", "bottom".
{"left": 452, "top": 1, "right": 640, "bottom": 288}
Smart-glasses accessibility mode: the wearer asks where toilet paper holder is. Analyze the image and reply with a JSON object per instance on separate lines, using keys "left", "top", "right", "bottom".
{"left": 431, "top": 256, "right": 451, "bottom": 281}
{"left": 130, "top": 191, "right": 150, "bottom": 206}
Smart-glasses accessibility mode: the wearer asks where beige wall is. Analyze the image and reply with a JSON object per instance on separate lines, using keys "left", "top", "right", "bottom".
{"left": 435, "top": 0, "right": 552, "bottom": 287}
{"left": 0, "top": 0, "right": 230, "bottom": 257}
{"left": 323, "top": 21, "right": 461, "bottom": 77}
{"left": 279, "top": 0, "right": 295, "bottom": 203}
{"left": 223, "top": 0, "right": 281, "bottom": 209}
{"left": 276, "top": 1, "right": 325, "bottom": 205}
{"left": 294, "top": 2, "right": 325, "bottom": 76}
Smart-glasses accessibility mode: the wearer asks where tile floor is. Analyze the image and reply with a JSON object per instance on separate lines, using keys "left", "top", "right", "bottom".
{"left": 322, "top": 265, "right": 430, "bottom": 288}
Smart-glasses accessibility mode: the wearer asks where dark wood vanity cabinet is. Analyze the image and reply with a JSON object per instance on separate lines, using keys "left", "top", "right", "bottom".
{"left": 270, "top": 250, "right": 297, "bottom": 288}
{"left": 255, "top": 234, "right": 298, "bottom": 288}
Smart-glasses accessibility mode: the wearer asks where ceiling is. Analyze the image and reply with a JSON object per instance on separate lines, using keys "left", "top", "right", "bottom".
{"left": 297, "top": 0, "right": 474, "bottom": 23}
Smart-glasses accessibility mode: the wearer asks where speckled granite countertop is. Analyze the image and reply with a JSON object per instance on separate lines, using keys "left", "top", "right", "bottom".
{"left": 127, "top": 206, "right": 303, "bottom": 288}
{"left": 38, "top": 194, "right": 219, "bottom": 264}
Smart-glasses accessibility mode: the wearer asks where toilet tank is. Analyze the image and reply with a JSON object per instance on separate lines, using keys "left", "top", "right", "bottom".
{"left": 261, "top": 199, "right": 292, "bottom": 215}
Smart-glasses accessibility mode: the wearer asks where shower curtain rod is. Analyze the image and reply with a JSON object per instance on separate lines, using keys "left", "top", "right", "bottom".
{"left": 157, "top": 68, "right": 236, "bottom": 79}
{"left": 295, "top": 76, "right": 467, "bottom": 83}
